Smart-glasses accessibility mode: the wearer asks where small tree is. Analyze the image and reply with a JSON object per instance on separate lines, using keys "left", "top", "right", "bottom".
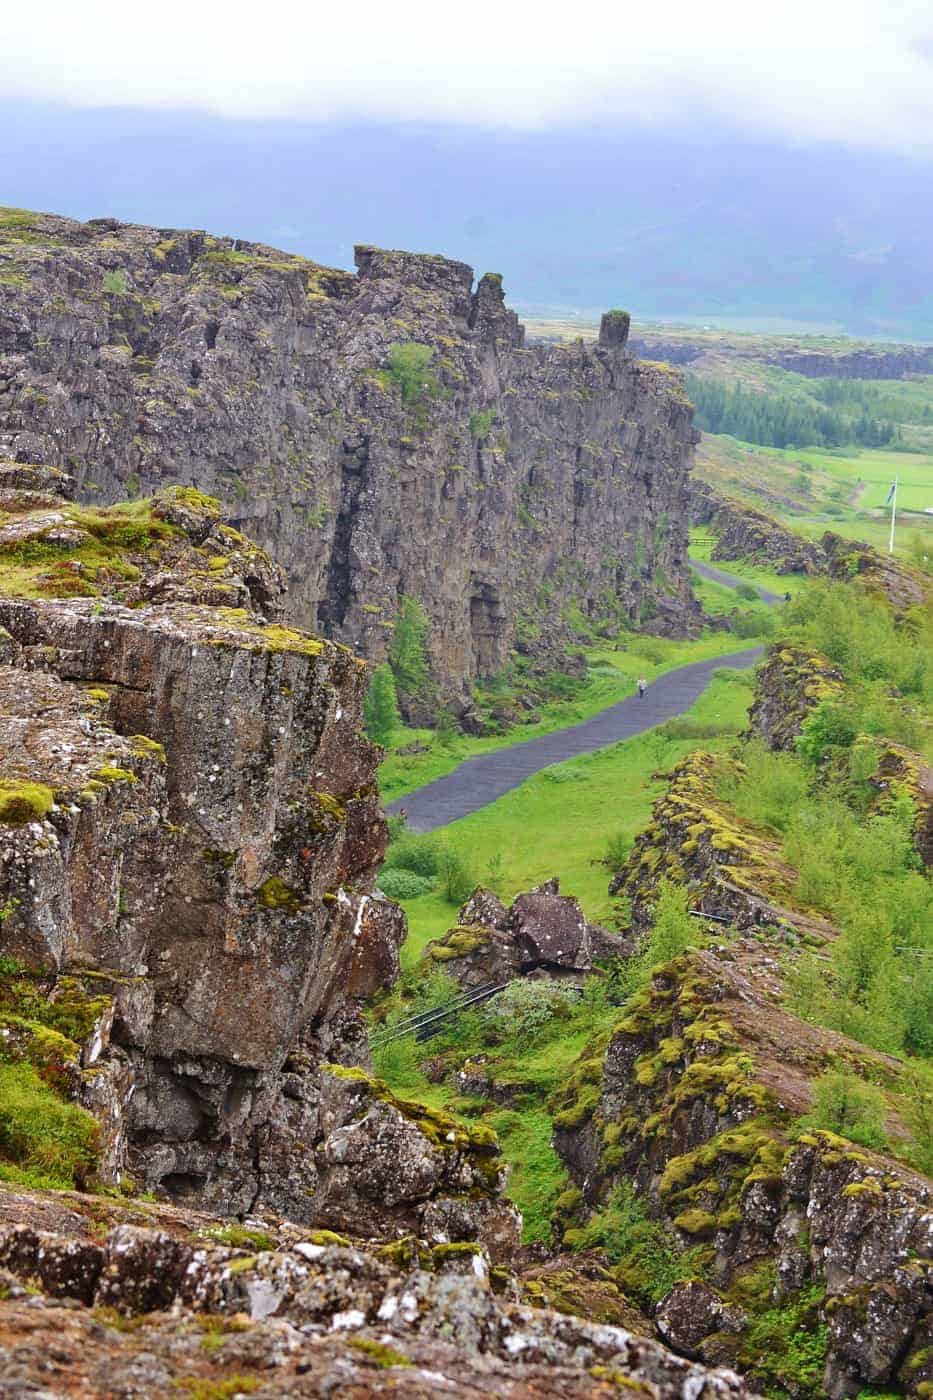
{"left": 385, "top": 342, "right": 437, "bottom": 407}
{"left": 389, "top": 595, "right": 431, "bottom": 698}
{"left": 363, "top": 663, "right": 401, "bottom": 746}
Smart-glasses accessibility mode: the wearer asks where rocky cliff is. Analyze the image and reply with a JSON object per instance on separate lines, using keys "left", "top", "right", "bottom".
{"left": 0, "top": 208, "right": 701, "bottom": 708}
{"left": 1, "top": 471, "right": 455, "bottom": 1221}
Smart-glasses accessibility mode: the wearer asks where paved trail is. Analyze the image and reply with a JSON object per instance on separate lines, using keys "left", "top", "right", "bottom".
{"left": 689, "top": 558, "right": 784, "bottom": 604}
{"left": 388, "top": 560, "right": 780, "bottom": 833}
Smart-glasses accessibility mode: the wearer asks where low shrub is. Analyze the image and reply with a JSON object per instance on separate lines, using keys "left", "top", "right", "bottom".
{"left": 601, "top": 829, "right": 632, "bottom": 871}
{"left": 378, "top": 867, "right": 434, "bottom": 900}
{"left": 485, "top": 980, "right": 577, "bottom": 1041}
{"left": 439, "top": 844, "right": 480, "bottom": 905}
{"left": 384, "top": 833, "right": 443, "bottom": 877}
{"left": 800, "top": 1071, "right": 888, "bottom": 1150}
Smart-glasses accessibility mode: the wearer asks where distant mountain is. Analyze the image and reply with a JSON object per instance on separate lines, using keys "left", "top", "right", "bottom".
{"left": 4, "top": 104, "right": 933, "bottom": 339}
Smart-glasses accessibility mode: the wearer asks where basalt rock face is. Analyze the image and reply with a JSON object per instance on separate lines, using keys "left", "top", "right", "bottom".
{"left": 0, "top": 475, "right": 412, "bottom": 1221}
{"left": 552, "top": 949, "right": 933, "bottom": 1398}
{"left": 0, "top": 209, "right": 701, "bottom": 705}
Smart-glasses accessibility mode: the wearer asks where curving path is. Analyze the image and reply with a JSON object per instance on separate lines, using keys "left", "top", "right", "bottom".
{"left": 689, "top": 558, "right": 784, "bottom": 604}
{"left": 388, "top": 644, "right": 764, "bottom": 832}
{"left": 388, "top": 560, "right": 782, "bottom": 833}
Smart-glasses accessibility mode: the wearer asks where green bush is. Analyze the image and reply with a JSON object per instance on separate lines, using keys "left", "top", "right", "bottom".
{"left": 602, "top": 829, "right": 633, "bottom": 871}
{"left": 735, "top": 581, "right": 759, "bottom": 602}
{"left": 377, "top": 867, "right": 434, "bottom": 900}
{"left": 468, "top": 408, "right": 496, "bottom": 439}
{"left": 785, "top": 580, "right": 932, "bottom": 700}
{"left": 736, "top": 1267, "right": 828, "bottom": 1399}
{"left": 732, "top": 608, "right": 775, "bottom": 639}
{"left": 102, "top": 269, "right": 129, "bottom": 295}
{"left": 614, "top": 879, "right": 698, "bottom": 1000}
{"left": 0, "top": 1061, "right": 99, "bottom": 1189}
{"left": 801, "top": 1071, "right": 888, "bottom": 1150}
{"left": 384, "top": 833, "right": 443, "bottom": 877}
{"left": 796, "top": 701, "right": 859, "bottom": 763}
{"left": 389, "top": 595, "right": 431, "bottom": 698}
{"left": 384, "top": 342, "right": 439, "bottom": 407}
{"left": 485, "top": 980, "right": 576, "bottom": 1041}
{"left": 721, "top": 740, "right": 811, "bottom": 834}
{"left": 568, "top": 1181, "right": 683, "bottom": 1307}
{"left": 439, "top": 844, "right": 480, "bottom": 905}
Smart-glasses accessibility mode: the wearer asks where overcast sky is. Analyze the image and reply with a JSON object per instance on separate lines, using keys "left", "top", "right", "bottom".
{"left": 4, "top": 0, "right": 933, "bottom": 155}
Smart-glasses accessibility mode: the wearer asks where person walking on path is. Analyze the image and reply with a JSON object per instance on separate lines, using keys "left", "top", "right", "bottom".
{"left": 637, "top": 676, "right": 648, "bottom": 698}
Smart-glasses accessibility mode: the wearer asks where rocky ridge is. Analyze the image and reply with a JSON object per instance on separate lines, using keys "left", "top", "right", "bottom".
{"left": 0, "top": 208, "right": 702, "bottom": 708}
{"left": 628, "top": 333, "right": 933, "bottom": 380}
{"left": 551, "top": 948, "right": 932, "bottom": 1398}
{"left": 0, "top": 471, "right": 531, "bottom": 1249}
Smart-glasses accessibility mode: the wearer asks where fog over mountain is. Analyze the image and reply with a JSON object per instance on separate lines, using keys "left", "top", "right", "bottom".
{"left": 4, "top": 105, "right": 932, "bottom": 339}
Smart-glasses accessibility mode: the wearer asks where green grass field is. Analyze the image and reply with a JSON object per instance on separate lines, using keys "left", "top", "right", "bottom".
{"left": 393, "top": 666, "right": 757, "bottom": 969}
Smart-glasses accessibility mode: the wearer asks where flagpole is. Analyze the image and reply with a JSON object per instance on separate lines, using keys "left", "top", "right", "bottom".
{"left": 888, "top": 477, "right": 898, "bottom": 555}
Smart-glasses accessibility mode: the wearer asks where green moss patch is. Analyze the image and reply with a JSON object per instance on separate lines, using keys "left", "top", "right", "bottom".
{"left": 0, "top": 780, "right": 54, "bottom": 825}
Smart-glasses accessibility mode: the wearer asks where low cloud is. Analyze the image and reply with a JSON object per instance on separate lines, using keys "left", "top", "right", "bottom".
{"left": 5, "top": 0, "right": 933, "bottom": 155}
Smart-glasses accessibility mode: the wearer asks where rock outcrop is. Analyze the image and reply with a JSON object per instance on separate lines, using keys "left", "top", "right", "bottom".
{"left": 745, "top": 643, "right": 845, "bottom": 751}
{"left": 0, "top": 209, "right": 703, "bottom": 705}
{"left": 691, "top": 483, "right": 822, "bottom": 576}
{"left": 0, "top": 474, "right": 419, "bottom": 1224}
{"left": 629, "top": 332, "right": 933, "bottom": 381}
{"left": 609, "top": 750, "right": 837, "bottom": 942}
{"left": 869, "top": 742, "right": 933, "bottom": 867}
{"left": 552, "top": 950, "right": 933, "bottom": 1398}
{"left": 422, "top": 880, "right": 628, "bottom": 988}
{"left": 0, "top": 1181, "right": 759, "bottom": 1399}
{"left": 820, "top": 532, "right": 930, "bottom": 614}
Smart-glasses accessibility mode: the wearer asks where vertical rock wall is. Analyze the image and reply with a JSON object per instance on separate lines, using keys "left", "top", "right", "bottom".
{"left": 0, "top": 211, "right": 701, "bottom": 703}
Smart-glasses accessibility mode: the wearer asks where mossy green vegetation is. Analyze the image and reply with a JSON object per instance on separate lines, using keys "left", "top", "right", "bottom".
{"left": 0, "top": 1061, "right": 98, "bottom": 1189}
{"left": 347, "top": 1337, "right": 413, "bottom": 1368}
{"left": 732, "top": 1265, "right": 828, "bottom": 1400}
{"left": 0, "top": 780, "right": 55, "bottom": 825}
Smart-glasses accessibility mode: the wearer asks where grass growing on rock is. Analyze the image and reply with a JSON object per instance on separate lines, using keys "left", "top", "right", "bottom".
{"left": 0, "top": 1061, "right": 98, "bottom": 1189}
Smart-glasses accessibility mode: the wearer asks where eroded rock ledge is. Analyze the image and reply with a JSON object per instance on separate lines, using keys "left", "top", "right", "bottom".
{"left": 0, "top": 1181, "right": 758, "bottom": 1398}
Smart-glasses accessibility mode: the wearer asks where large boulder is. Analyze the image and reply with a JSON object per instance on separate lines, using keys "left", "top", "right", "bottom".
{"left": 422, "top": 880, "right": 628, "bottom": 988}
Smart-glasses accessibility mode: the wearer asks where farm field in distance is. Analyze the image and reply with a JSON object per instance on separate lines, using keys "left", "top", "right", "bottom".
{"left": 523, "top": 315, "right": 933, "bottom": 564}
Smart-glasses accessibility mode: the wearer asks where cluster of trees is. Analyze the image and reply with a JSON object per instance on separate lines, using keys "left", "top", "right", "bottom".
{"left": 687, "top": 375, "right": 899, "bottom": 449}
